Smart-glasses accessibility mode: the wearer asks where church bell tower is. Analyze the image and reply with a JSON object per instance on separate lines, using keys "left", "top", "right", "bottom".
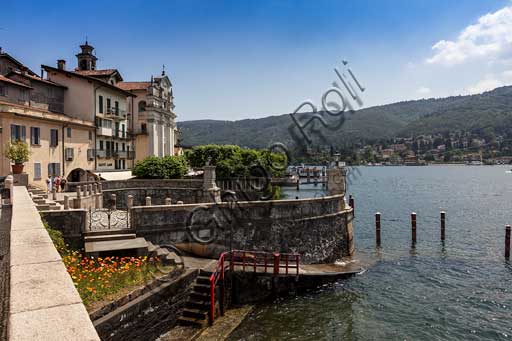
{"left": 76, "top": 40, "right": 97, "bottom": 71}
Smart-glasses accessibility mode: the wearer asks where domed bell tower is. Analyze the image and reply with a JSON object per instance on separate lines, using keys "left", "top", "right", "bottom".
{"left": 76, "top": 40, "right": 97, "bottom": 71}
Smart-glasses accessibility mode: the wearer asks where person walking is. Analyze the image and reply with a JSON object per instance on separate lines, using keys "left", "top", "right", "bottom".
{"left": 55, "top": 176, "right": 61, "bottom": 192}
{"left": 60, "top": 178, "right": 67, "bottom": 192}
{"left": 46, "top": 176, "right": 52, "bottom": 193}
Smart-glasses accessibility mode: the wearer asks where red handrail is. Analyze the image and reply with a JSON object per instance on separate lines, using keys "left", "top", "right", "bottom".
{"left": 208, "top": 250, "right": 300, "bottom": 325}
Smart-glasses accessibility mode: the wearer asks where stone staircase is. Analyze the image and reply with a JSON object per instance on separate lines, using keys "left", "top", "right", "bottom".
{"left": 178, "top": 269, "right": 213, "bottom": 327}
{"left": 27, "top": 186, "right": 62, "bottom": 211}
{"left": 83, "top": 230, "right": 184, "bottom": 267}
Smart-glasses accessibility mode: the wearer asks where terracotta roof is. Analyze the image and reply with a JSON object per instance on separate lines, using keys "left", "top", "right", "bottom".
{"left": 6, "top": 70, "right": 67, "bottom": 89}
{"left": 117, "top": 82, "right": 151, "bottom": 91}
{"left": 74, "top": 69, "right": 117, "bottom": 77}
{"left": 0, "top": 52, "right": 38, "bottom": 76}
{"left": 0, "top": 75, "right": 33, "bottom": 89}
{"left": 42, "top": 65, "right": 134, "bottom": 97}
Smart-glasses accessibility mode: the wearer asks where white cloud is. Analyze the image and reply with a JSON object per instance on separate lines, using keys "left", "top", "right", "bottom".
{"left": 465, "top": 76, "right": 503, "bottom": 94}
{"left": 427, "top": 6, "right": 512, "bottom": 65}
{"left": 416, "top": 86, "right": 431, "bottom": 95}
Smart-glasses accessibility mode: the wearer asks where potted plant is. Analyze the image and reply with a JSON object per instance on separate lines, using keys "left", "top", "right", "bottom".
{"left": 6, "top": 140, "right": 30, "bottom": 174}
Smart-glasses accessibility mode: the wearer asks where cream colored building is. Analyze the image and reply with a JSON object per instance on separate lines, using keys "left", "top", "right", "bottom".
{"left": 0, "top": 49, "right": 95, "bottom": 188}
{"left": 43, "top": 42, "right": 135, "bottom": 173}
{"left": 119, "top": 70, "right": 177, "bottom": 161}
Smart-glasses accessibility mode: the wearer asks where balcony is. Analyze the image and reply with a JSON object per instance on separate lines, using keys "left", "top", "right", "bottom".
{"left": 96, "top": 126, "right": 113, "bottom": 137}
{"left": 96, "top": 150, "right": 114, "bottom": 158}
{"left": 113, "top": 151, "right": 125, "bottom": 159}
{"left": 113, "top": 130, "right": 129, "bottom": 139}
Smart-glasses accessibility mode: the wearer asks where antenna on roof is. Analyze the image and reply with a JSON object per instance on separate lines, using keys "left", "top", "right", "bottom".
{"left": 162, "top": 64, "right": 166, "bottom": 76}
{"left": 85, "top": 35, "right": 88, "bottom": 45}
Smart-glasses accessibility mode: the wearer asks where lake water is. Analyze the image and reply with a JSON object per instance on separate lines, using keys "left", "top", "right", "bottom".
{"left": 229, "top": 165, "right": 512, "bottom": 340}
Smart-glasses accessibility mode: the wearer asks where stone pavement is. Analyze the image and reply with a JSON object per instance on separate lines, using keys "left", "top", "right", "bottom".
{"left": 8, "top": 186, "right": 99, "bottom": 340}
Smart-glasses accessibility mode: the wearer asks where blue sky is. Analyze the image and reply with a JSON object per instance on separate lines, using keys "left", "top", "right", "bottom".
{"left": 2, "top": 0, "right": 511, "bottom": 121}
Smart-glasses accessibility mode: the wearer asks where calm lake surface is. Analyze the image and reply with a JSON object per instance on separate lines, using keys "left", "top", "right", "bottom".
{"left": 229, "top": 165, "right": 512, "bottom": 340}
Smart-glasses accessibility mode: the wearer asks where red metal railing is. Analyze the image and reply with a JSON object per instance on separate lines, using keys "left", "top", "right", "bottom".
{"left": 208, "top": 250, "right": 300, "bottom": 325}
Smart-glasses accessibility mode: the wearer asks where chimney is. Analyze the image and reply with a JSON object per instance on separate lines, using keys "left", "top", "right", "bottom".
{"left": 57, "top": 59, "right": 66, "bottom": 70}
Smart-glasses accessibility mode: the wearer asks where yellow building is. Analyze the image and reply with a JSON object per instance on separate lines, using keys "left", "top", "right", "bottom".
{"left": 0, "top": 59, "right": 96, "bottom": 188}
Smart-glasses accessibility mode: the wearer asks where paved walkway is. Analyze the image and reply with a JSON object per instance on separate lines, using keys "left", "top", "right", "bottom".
{"left": 9, "top": 186, "right": 99, "bottom": 340}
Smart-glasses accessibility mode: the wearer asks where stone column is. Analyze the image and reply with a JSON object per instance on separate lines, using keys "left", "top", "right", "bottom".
{"left": 145, "top": 196, "right": 152, "bottom": 206}
{"left": 327, "top": 168, "right": 347, "bottom": 207}
{"left": 88, "top": 184, "right": 93, "bottom": 197}
{"left": 165, "top": 197, "right": 172, "bottom": 205}
{"left": 76, "top": 185, "right": 81, "bottom": 198}
{"left": 63, "top": 196, "right": 69, "bottom": 210}
{"left": 97, "top": 182, "right": 102, "bottom": 193}
{"left": 93, "top": 183, "right": 98, "bottom": 194}
{"left": 127, "top": 195, "right": 134, "bottom": 209}
{"left": 203, "top": 165, "right": 221, "bottom": 203}
{"left": 52, "top": 188, "right": 57, "bottom": 200}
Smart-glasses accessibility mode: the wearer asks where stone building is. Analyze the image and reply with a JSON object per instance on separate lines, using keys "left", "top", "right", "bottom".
{"left": 118, "top": 69, "right": 177, "bottom": 161}
{"left": 43, "top": 41, "right": 135, "bottom": 174}
{"left": 0, "top": 49, "right": 96, "bottom": 188}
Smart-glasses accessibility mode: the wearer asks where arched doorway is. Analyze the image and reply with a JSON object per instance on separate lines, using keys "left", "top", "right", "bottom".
{"left": 67, "top": 168, "right": 99, "bottom": 182}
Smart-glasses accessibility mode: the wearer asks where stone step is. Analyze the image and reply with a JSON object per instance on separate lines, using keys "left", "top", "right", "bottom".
{"left": 147, "top": 241, "right": 159, "bottom": 253}
{"left": 178, "top": 316, "right": 206, "bottom": 327}
{"left": 48, "top": 205, "right": 62, "bottom": 211}
{"left": 33, "top": 199, "right": 47, "bottom": 205}
{"left": 85, "top": 233, "right": 136, "bottom": 243}
{"left": 196, "top": 275, "right": 210, "bottom": 285}
{"left": 84, "top": 237, "right": 148, "bottom": 255}
{"left": 36, "top": 205, "right": 50, "bottom": 211}
{"left": 199, "top": 269, "right": 213, "bottom": 276}
{"left": 182, "top": 308, "right": 207, "bottom": 320}
{"left": 83, "top": 229, "right": 136, "bottom": 237}
{"left": 185, "top": 301, "right": 210, "bottom": 311}
{"left": 193, "top": 283, "right": 210, "bottom": 293}
{"left": 165, "top": 252, "right": 183, "bottom": 266}
{"left": 189, "top": 291, "right": 210, "bottom": 302}
{"left": 156, "top": 248, "right": 170, "bottom": 258}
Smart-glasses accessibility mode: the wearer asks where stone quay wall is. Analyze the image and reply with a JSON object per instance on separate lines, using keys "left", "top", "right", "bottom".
{"left": 8, "top": 185, "right": 99, "bottom": 340}
{"left": 40, "top": 209, "right": 87, "bottom": 249}
{"left": 131, "top": 194, "right": 354, "bottom": 264}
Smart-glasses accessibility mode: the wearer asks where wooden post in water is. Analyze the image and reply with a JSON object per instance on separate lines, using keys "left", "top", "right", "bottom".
{"left": 440, "top": 211, "right": 446, "bottom": 241}
{"left": 349, "top": 195, "right": 354, "bottom": 212}
{"left": 411, "top": 212, "right": 417, "bottom": 243}
{"left": 375, "top": 212, "right": 381, "bottom": 246}
{"left": 296, "top": 179, "right": 300, "bottom": 191}
{"left": 506, "top": 225, "right": 511, "bottom": 259}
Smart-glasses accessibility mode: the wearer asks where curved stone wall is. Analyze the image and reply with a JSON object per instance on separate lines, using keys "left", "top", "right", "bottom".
{"left": 130, "top": 194, "right": 354, "bottom": 264}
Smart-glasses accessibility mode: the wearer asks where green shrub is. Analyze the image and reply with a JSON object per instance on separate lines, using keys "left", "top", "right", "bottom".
{"left": 185, "top": 144, "right": 287, "bottom": 178}
{"left": 6, "top": 140, "right": 30, "bottom": 164}
{"left": 132, "top": 155, "right": 188, "bottom": 179}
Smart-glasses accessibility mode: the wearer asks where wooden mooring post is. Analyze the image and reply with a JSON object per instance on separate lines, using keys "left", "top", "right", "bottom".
{"left": 440, "top": 211, "right": 446, "bottom": 241}
{"left": 506, "top": 225, "right": 511, "bottom": 259}
{"left": 375, "top": 212, "right": 381, "bottom": 246}
{"left": 411, "top": 212, "right": 417, "bottom": 243}
{"left": 349, "top": 194, "right": 354, "bottom": 212}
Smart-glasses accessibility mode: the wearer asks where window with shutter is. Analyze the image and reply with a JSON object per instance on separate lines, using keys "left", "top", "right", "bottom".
{"left": 98, "top": 95, "right": 104, "bottom": 113}
{"left": 31, "top": 127, "right": 40, "bottom": 145}
{"left": 10, "top": 124, "right": 26, "bottom": 142}
{"left": 34, "top": 162, "right": 41, "bottom": 179}
{"left": 50, "top": 129, "right": 59, "bottom": 147}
